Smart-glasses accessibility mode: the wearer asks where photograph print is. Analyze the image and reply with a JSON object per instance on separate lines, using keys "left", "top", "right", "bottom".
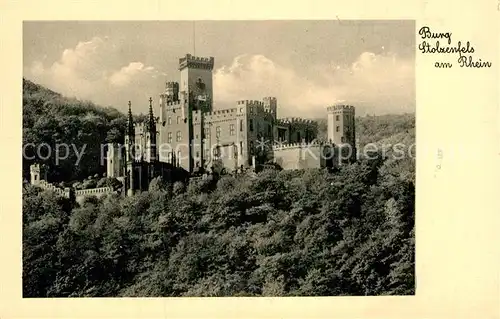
{"left": 22, "top": 20, "right": 415, "bottom": 297}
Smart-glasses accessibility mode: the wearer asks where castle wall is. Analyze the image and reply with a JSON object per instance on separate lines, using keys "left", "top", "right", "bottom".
{"left": 154, "top": 98, "right": 321, "bottom": 172}
{"left": 75, "top": 187, "right": 115, "bottom": 204}
{"left": 272, "top": 144, "right": 324, "bottom": 170}
{"left": 157, "top": 101, "right": 191, "bottom": 170}
{"left": 274, "top": 118, "right": 318, "bottom": 144}
{"left": 240, "top": 100, "right": 274, "bottom": 163}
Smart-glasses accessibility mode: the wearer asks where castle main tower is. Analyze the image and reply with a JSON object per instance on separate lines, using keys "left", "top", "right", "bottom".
{"left": 179, "top": 54, "right": 214, "bottom": 112}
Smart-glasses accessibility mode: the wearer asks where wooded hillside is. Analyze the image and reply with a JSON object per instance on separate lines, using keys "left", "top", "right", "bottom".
{"left": 22, "top": 79, "right": 415, "bottom": 297}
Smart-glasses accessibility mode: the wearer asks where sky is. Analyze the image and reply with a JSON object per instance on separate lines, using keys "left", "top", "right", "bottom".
{"left": 23, "top": 20, "right": 415, "bottom": 118}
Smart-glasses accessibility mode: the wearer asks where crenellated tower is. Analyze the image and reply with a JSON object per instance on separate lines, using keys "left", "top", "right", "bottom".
{"left": 178, "top": 54, "right": 214, "bottom": 173}
{"left": 159, "top": 82, "right": 180, "bottom": 124}
{"left": 179, "top": 53, "right": 214, "bottom": 113}
{"left": 327, "top": 104, "right": 356, "bottom": 162}
{"left": 263, "top": 96, "right": 278, "bottom": 119}
{"left": 30, "top": 163, "right": 47, "bottom": 186}
{"left": 165, "top": 81, "right": 180, "bottom": 102}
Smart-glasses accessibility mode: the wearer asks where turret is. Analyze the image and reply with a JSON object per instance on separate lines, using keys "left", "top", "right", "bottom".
{"left": 327, "top": 104, "right": 356, "bottom": 163}
{"left": 30, "top": 163, "right": 47, "bottom": 186}
{"left": 125, "top": 101, "right": 135, "bottom": 163}
{"left": 165, "top": 81, "right": 179, "bottom": 102}
{"left": 263, "top": 97, "right": 278, "bottom": 119}
{"left": 146, "top": 97, "right": 157, "bottom": 163}
{"left": 126, "top": 101, "right": 134, "bottom": 137}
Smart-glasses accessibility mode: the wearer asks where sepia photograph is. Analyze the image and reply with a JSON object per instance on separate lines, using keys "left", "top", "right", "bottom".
{"left": 22, "top": 20, "right": 415, "bottom": 297}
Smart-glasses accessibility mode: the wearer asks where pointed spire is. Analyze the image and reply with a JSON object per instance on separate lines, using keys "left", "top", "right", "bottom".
{"left": 127, "top": 101, "right": 134, "bottom": 135}
{"left": 148, "top": 97, "right": 154, "bottom": 118}
{"left": 148, "top": 97, "right": 156, "bottom": 128}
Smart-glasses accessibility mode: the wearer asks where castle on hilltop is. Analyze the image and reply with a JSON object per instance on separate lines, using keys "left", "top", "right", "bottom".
{"left": 106, "top": 54, "right": 357, "bottom": 196}
{"left": 29, "top": 54, "right": 357, "bottom": 199}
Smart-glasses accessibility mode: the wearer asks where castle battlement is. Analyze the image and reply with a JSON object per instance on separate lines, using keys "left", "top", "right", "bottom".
{"left": 276, "top": 117, "right": 316, "bottom": 126}
{"left": 30, "top": 163, "right": 41, "bottom": 173}
{"left": 272, "top": 140, "right": 322, "bottom": 151}
{"left": 179, "top": 54, "right": 215, "bottom": 70}
{"left": 263, "top": 96, "right": 277, "bottom": 102}
{"left": 75, "top": 187, "right": 114, "bottom": 196}
{"left": 327, "top": 104, "right": 355, "bottom": 112}
{"left": 237, "top": 100, "right": 265, "bottom": 108}
{"left": 204, "top": 108, "right": 240, "bottom": 122}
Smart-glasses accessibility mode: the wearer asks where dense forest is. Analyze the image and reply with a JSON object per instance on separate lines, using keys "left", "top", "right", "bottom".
{"left": 22, "top": 79, "right": 415, "bottom": 297}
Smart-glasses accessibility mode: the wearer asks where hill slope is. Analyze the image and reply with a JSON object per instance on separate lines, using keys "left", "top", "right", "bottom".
{"left": 23, "top": 78, "right": 128, "bottom": 182}
{"left": 22, "top": 80, "right": 416, "bottom": 297}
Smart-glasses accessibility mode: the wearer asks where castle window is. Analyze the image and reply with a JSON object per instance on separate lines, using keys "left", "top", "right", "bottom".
{"left": 249, "top": 119, "right": 254, "bottom": 132}
{"left": 336, "top": 126, "right": 340, "bottom": 132}
{"left": 229, "top": 124, "right": 235, "bottom": 136}
{"left": 176, "top": 131, "right": 182, "bottom": 142}
{"left": 196, "top": 151, "right": 200, "bottom": 158}
{"left": 336, "top": 115, "right": 339, "bottom": 121}
{"left": 240, "top": 141, "right": 243, "bottom": 155}
{"left": 240, "top": 119, "right": 243, "bottom": 131}
{"left": 167, "top": 132, "right": 172, "bottom": 143}
{"left": 216, "top": 126, "right": 221, "bottom": 138}
{"left": 204, "top": 128, "right": 210, "bottom": 138}
{"left": 168, "top": 117, "right": 172, "bottom": 125}
{"left": 341, "top": 136, "right": 345, "bottom": 143}
{"left": 176, "top": 116, "right": 181, "bottom": 124}
{"left": 195, "top": 134, "right": 199, "bottom": 139}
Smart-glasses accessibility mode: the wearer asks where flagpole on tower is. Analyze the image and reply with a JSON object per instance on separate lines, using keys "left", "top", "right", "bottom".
{"left": 193, "top": 20, "right": 196, "bottom": 56}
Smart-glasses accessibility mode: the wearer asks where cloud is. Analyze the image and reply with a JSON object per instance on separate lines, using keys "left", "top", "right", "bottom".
{"left": 213, "top": 53, "right": 415, "bottom": 117}
{"left": 25, "top": 37, "right": 414, "bottom": 117}
{"left": 25, "top": 37, "right": 161, "bottom": 108}
{"left": 109, "top": 62, "right": 157, "bottom": 87}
